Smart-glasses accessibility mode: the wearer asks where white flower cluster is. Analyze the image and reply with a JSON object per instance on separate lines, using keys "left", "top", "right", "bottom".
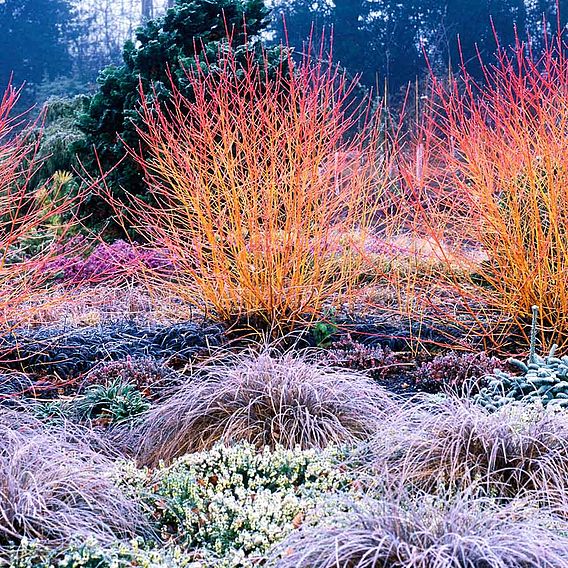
{"left": 10, "top": 537, "right": 202, "bottom": 568}
{"left": 149, "top": 442, "right": 352, "bottom": 564}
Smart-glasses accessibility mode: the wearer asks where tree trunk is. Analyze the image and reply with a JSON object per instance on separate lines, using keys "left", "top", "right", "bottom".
{"left": 141, "top": 0, "right": 153, "bottom": 22}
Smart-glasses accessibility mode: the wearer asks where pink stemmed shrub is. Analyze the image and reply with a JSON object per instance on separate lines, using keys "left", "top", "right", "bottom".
{"left": 0, "top": 85, "right": 84, "bottom": 330}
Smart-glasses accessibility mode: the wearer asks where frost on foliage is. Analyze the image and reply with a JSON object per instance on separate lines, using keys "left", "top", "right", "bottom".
{"left": 476, "top": 306, "right": 568, "bottom": 411}
{"left": 146, "top": 443, "right": 354, "bottom": 564}
{"left": 9, "top": 536, "right": 198, "bottom": 568}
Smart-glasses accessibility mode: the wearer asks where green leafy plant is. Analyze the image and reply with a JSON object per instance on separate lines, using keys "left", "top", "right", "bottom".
{"left": 74, "top": 379, "right": 150, "bottom": 425}
{"left": 311, "top": 320, "right": 338, "bottom": 348}
{"left": 77, "top": 0, "right": 279, "bottom": 233}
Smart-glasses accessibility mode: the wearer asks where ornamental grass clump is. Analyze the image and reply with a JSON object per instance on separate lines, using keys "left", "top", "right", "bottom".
{"left": 369, "top": 395, "right": 568, "bottom": 507}
{"left": 114, "top": 36, "right": 394, "bottom": 331}
{"left": 398, "top": 30, "right": 568, "bottom": 351}
{"left": 269, "top": 492, "right": 568, "bottom": 568}
{"left": 129, "top": 349, "right": 396, "bottom": 467}
{"left": 0, "top": 410, "right": 147, "bottom": 557}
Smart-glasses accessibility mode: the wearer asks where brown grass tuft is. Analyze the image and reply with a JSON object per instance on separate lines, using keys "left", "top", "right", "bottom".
{"left": 270, "top": 491, "right": 568, "bottom": 567}
{"left": 128, "top": 348, "right": 397, "bottom": 467}
{"left": 370, "top": 396, "right": 568, "bottom": 508}
{"left": 0, "top": 409, "right": 148, "bottom": 554}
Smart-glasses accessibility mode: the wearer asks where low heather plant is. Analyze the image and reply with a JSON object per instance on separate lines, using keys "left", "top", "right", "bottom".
{"left": 10, "top": 537, "right": 196, "bottom": 568}
{"left": 0, "top": 409, "right": 148, "bottom": 557}
{"left": 82, "top": 357, "right": 178, "bottom": 400}
{"left": 269, "top": 492, "right": 568, "bottom": 567}
{"left": 140, "top": 442, "right": 353, "bottom": 564}
{"left": 129, "top": 349, "right": 396, "bottom": 467}
{"left": 323, "top": 336, "right": 400, "bottom": 380}
{"left": 369, "top": 396, "right": 568, "bottom": 507}
{"left": 50, "top": 239, "right": 172, "bottom": 285}
{"left": 414, "top": 351, "right": 504, "bottom": 394}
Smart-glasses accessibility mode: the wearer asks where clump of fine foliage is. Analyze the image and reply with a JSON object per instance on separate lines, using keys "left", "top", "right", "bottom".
{"left": 0, "top": 410, "right": 147, "bottom": 559}
{"left": 369, "top": 395, "right": 568, "bottom": 508}
{"left": 128, "top": 349, "right": 395, "bottom": 466}
{"left": 269, "top": 492, "right": 568, "bottom": 568}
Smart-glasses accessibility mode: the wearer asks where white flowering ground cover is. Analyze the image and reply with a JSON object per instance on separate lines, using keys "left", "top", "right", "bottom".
{"left": 7, "top": 443, "right": 357, "bottom": 568}
{"left": 5, "top": 351, "right": 568, "bottom": 567}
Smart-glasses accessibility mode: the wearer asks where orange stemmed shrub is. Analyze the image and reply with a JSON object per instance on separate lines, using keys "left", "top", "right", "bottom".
{"left": 0, "top": 86, "right": 82, "bottom": 330}
{"left": 118, "top": 39, "right": 393, "bottom": 330}
{"left": 399, "top": 32, "right": 568, "bottom": 350}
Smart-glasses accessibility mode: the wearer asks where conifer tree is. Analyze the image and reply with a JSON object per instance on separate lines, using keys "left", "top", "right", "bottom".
{"left": 77, "top": 0, "right": 278, "bottom": 228}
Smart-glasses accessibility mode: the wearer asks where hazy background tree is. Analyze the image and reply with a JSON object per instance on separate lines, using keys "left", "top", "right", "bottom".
{"left": 0, "top": 0, "right": 74, "bottom": 106}
{"left": 269, "top": 0, "right": 564, "bottom": 96}
{"left": 1, "top": 0, "right": 566, "bottom": 109}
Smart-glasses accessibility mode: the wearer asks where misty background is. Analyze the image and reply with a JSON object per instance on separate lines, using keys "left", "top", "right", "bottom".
{"left": 1, "top": 0, "right": 566, "bottom": 110}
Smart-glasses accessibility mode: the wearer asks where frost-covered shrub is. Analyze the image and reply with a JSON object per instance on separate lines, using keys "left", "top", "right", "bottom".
{"left": 9, "top": 537, "right": 196, "bottom": 568}
{"left": 144, "top": 443, "right": 354, "bottom": 564}
{"left": 323, "top": 336, "right": 399, "bottom": 380}
{"left": 414, "top": 350, "right": 504, "bottom": 394}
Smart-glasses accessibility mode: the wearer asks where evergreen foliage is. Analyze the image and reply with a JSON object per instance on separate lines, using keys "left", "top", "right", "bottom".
{"left": 76, "top": 0, "right": 278, "bottom": 229}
